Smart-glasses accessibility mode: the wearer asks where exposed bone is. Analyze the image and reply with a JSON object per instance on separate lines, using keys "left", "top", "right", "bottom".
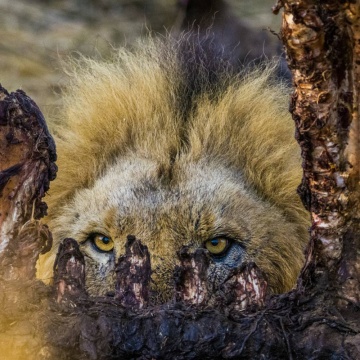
{"left": 279, "top": 0, "right": 360, "bottom": 302}
{"left": 219, "top": 262, "right": 268, "bottom": 311}
{"left": 174, "top": 247, "right": 210, "bottom": 305}
{"left": 53, "top": 238, "right": 86, "bottom": 303}
{"left": 0, "top": 85, "right": 56, "bottom": 281}
{"left": 115, "top": 235, "right": 151, "bottom": 309}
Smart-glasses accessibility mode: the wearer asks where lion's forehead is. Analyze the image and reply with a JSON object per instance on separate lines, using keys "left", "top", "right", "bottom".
{"left": 73, "top": 158, "right": 253, "bottom": 218}
{"left": 53, "top": 157, "right": 265, "bottom": 251}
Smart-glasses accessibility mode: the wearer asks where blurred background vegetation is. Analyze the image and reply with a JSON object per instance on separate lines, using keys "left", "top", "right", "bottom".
{"left": 0, "top": 0, "right": 281, "bottom": 117}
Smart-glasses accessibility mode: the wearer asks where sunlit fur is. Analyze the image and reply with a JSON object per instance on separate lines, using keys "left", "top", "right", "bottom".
{"left": 37, "top": 36, "right": 309, "bottom": 301}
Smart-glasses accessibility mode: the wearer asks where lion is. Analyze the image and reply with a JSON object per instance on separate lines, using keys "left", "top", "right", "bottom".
{"left": 37, "top": 35, "right": 309, "bottom": 303}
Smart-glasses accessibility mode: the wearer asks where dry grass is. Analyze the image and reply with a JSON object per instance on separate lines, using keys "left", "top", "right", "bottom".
{"left": 0, "top": 0, "right": 280, "bottom": 116}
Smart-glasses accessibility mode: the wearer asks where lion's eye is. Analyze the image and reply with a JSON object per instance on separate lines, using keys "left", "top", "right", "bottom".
{"left": 91, "top": 234, "right": 114, "bottom": 253}
{"left": 204, "top": 237, "right": 230, "bottom": 256}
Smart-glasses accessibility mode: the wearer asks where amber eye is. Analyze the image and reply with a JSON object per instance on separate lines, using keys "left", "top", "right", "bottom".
{"left": 91, "top": 234, "right": 114, "bottom": 253}
{"left": 204, "top": 237, "right": 230, "bottom": 256}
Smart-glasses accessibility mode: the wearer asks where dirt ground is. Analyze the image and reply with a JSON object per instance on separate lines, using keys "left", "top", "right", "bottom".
{"left": 0, "top": 0, "right": 281, "bottom": 117}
